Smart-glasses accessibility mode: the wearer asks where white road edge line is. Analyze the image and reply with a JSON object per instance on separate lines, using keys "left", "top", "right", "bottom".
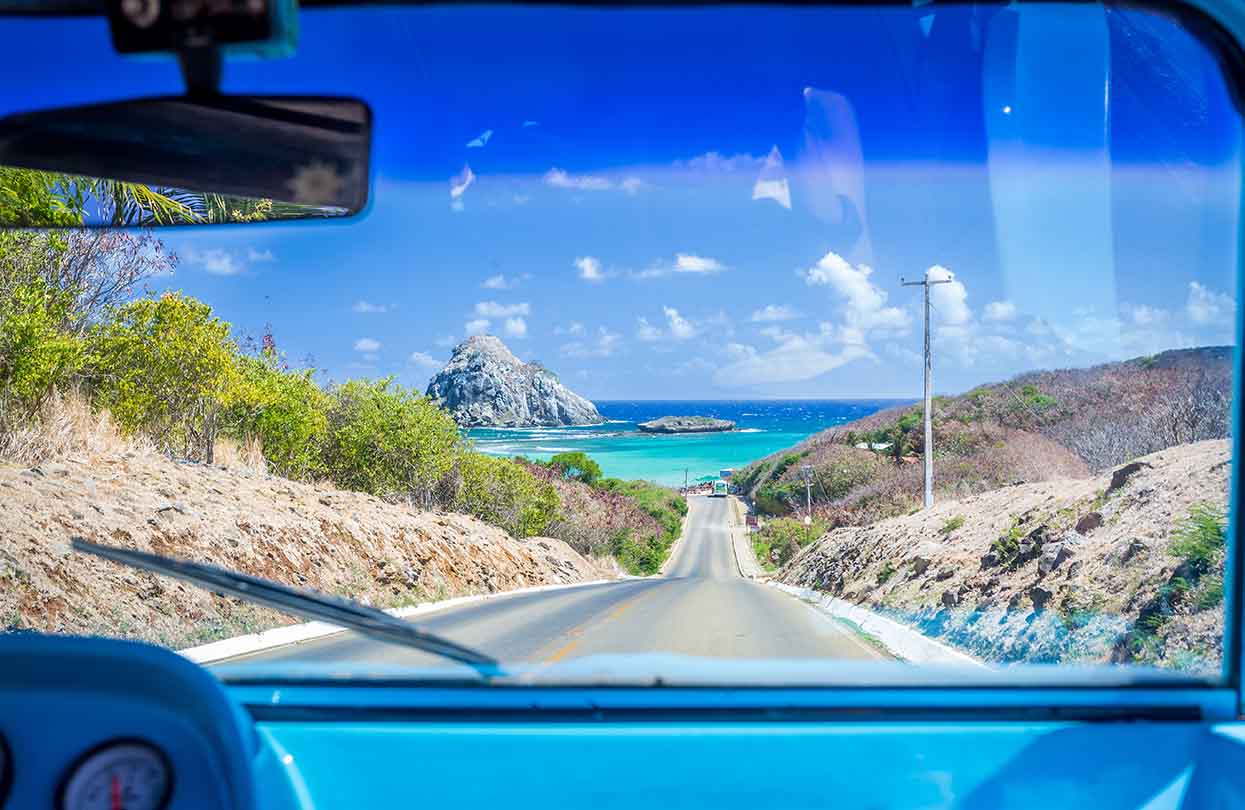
{"left": 178, "top": 577, "right": 618, "bottom": 664}
{"left": 768, "top": 583, "right": 990, "bottom": 669}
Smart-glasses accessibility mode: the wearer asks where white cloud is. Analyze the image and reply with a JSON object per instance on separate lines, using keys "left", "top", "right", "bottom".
{"left": 182, "top": 247, "right": 241, "bottom": 276}
{"left": 663, "top": 306, "right": 697, "bottom": 340}
{"left": 713, "top": 325, "right": 872, "bottom": 386}
{"left": 561, "top": 327, "right": 621, "bottom": 358}
{"left": 620, "top": 177, "right": 645, "bottom": 195}
{"left": 409, "top": 351, "right": 441, "bottom": 368}
{"left": 464, "top": 319, "right": 490, "bottom": 336}
{"left": 449, "top": 164, "right": 475, "bottom": 205}
{"left": 750, "top": 304, "right": 799, "bottom": 322}
{"left": 482, "top": 274, "right": 507, "bottom": 289}
{"left": 555, "top": 321, "right": 586, "bottom": 336}
{"left": 983, "top": 300, "right": 1016, "bottom": 322}
{"left": 673, "top": 253, "right": 725, "bottom": 274}
{"left": 435, "top": 334, "right": 457, "bottom": 348}
{"left": 544, "top": 168, "right": 612, "bottom": 191}
{"left": 474, "top": 301, "right": 530, "bottom": 318}
{"left": 1187, "top": 281, "right": 1234, "bottom": 326}
{"left": 575, "top": 256, "right": 606, "bottom": 282}
{"left": 246, "top": 247, "right": 275, "bottom": 263}
{"left": 353, "top": 337, "right": 381, "bottom": 352}
{"left": 803, "top": 251, "right": 910, "bottom": 332}
{"left": 503, "top": 316, "right": 528, "bottom": 338}
{"left": 676, "top": 151, "right": 767, "bottom": 172}
{"left": 1126, "top": 303, "right": 1168, "bottom": 327}
{"left": 926, "top": 265, "right": 971, "bottom": 325}
{"left": 636, "top": 317, "right": 662, "bottom": 342}
{"left": 352, "top": 300, "right": 388, "bottom": 314}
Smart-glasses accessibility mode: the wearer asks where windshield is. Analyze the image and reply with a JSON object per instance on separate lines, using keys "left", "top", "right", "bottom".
{"left": 0, "top": 2, "right": 1239, "bottom": 686}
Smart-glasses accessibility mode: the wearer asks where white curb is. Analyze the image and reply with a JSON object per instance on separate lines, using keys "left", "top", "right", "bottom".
{"left": 769, "top": 582, "right": 989, "bottom": 669}
{"left": 178, "top": 578, "right": 616, "bottom": 664}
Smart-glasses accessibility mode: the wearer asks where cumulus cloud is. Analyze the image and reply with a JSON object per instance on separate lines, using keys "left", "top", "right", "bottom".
{"left": 926, "top": 265, "right": 971, "bottom": 325}
{"left": 713, "top": 324, "right": 872, "bottom": 386}
{"left": 575, "top": 256, "right": 606, "bottom": 282}
{"left": 983, "top": 300, "right": 1016, "bottom": 322}
{"left": 352, "top": 300, "right": 388, "bottom": 314}
{"left": 353, "top": 337, "right": 381, "bottom": 352}
{"left": 408, "top": 351, "right": 441, "bottom": 368}
{"left": 636, "top": 317, "right": 662, "bottom": 342}
{"left": 481, "top": 273, "right": 528, "bottom": 290}
{"left": 673, "top": 254, "right": 725, "bottom": 274}
{"left": 555, "top": 321, "right": 586, "bottom": 336}
{"left": 544, "top": 168, "right": 612, "bottom": 191}
{"left": 182, "top": 247, "right": 241, "bottom": 276}
{"left": 503, "top": 316, "right": 528, "bottom": 338}
{"left": 1187, "top": 281, "right": 1234, "bottom": 326}
{"left": 464, "top": 319, "right": 490, "bottom": 336}
{"left": 474, "top": 301, "right": 530, "bottom": 318}
{"left": 561, "top": 327, "right": 621, "bottom": 358}
{"left": 803, "top": 251, "right": 910, "bottom": 332}
{"left": 750, "top": 304, "right": 800, "bottom": 322}
{"left": 664, "top": 307, "right": 697, "bottom": 339}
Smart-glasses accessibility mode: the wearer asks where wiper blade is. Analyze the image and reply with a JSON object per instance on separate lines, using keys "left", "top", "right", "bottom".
{"left": 71, "top": 537, "right": 501, "bottom": 677}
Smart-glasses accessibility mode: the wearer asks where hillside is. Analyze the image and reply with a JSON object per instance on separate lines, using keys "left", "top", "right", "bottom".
{"left": 0, "top": 446, "right": 603, "bottom": 649}
{"left": 780, "top": 440, "right": 1229, "bottom": 673}
{"left": 737, "top": 347, "right": 1231, "bottom": 525}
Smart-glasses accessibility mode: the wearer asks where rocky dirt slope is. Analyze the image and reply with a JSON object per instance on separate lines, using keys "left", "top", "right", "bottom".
{"left": 0, "top": 449, "right": 603, "bottom": 650}
{"left": 780, "top": 440, "right": 1229, "bottom": 674}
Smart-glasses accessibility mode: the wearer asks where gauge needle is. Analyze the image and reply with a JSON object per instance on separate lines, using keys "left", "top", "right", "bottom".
{"left": 111, "top": 773, "right": 122, "bottom": 810}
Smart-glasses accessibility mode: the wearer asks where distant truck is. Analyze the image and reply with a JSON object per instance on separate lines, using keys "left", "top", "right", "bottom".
{"left": 712, "top": 480, "right": 729, "bottom": 497}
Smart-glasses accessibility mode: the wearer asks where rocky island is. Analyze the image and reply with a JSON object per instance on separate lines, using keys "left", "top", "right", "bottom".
{"left": 637, "top": 415, "right": 736, "bottom": 434}
{"left": 426, "top": 335, "right": 603, "bottom": 427}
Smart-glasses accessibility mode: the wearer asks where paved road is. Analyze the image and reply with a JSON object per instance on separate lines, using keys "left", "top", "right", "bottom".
{"left": 228, "top": 496, "right": 884, "bottom": 669}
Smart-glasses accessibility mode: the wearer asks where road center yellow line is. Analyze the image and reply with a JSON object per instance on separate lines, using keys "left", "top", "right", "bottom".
{"left": 540, "top": 591, "right": 648, "bottom": 664}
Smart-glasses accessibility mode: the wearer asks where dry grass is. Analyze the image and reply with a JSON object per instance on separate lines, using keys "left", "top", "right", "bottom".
{"left": 213, "top": 434, "right": 267, "bottom": 475}
{"left": 0, "top": 388, "right": 153, "bottom": 465}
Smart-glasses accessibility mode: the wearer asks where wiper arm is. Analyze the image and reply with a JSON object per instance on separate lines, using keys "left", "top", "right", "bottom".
{"left": 72, "top": 537, "right": 501, "bottom": 677}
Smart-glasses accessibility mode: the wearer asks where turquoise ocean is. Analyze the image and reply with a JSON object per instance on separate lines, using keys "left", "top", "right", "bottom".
{"left": 468, "top": 400, "right": 906, "bottom": 487}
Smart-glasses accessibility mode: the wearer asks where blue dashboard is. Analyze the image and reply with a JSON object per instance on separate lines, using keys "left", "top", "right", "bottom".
{"left": 4, "top": 634, "right": 1245, "bottom": 810}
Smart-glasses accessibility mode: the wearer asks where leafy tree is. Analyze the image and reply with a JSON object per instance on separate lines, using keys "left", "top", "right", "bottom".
{"left": 0, "top": 168, "right": 83, "bottom": 227}
{"left": 456, "top": 453, "right": 560, "bottom": 538}
{"left": 88, "top": 292, "right": 237, "bottom": 461}
{"left": 223, "top": 347, "right": 329, "bottom": 480}
{"left": 547, "top": 451, "right": 602, "bottom": 485}
{"left": 320, "top": 378, "right": 461, "bottom": 503}
{"left": 0, "top": 278, "right": 83, "bottom": 417}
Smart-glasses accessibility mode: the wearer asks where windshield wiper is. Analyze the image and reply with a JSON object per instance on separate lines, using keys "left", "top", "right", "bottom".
{"left": 71, "top": 537, "right": 501, "bottom": 677}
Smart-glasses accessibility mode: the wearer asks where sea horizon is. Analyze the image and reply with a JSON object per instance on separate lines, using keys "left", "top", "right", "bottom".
{"left": 468, "top": 398, "right": 913, "bottom": 486}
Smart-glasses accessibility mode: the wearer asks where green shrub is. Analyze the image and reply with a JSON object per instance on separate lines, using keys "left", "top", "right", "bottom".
{"left": 596, "top": 478, "right": 686, "bottom": 574}
{"left": 320, "top": 378, "right": 461, "bottom": 503}
{"left": 87, "top": 292, "right": 236, "bottom": 460}
{"left": 547, "top": 451, "right": 602, "bottom": 485}
{"left": 0, "top": 278, "right": 83, "bottom": 417}
{"left": 940, "top": 515, "right": 966, "bottom": 535}
{"left": 752, "top": 517, "right": 827, "bottom": 568}
{"left": 1169, "top": 503, "right": 1226, "bottom": 576}
{"left": 876, "top": 562, "right": 896, "bottom": 584}
{"left": 456, "top": 453, "right": 559, "bottom": 538}
{"left": 223, "top": 349, "right": 329, "bottom": 479}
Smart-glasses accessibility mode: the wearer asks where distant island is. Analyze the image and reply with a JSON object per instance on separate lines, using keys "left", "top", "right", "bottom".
{"left": 637, "top": 416, "right": 736, "bottom": 434}
{"left": 425, "top": 335, "right": 603, "bottom": 427}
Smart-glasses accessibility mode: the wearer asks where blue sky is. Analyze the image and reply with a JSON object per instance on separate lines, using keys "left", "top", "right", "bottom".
{"left": 1, "top": 4, "right": 1240, "bottom": 398}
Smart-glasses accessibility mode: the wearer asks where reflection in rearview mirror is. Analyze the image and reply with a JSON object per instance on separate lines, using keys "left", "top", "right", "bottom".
{"left": 0, "top": 95, "right": 371, "bottom": 227}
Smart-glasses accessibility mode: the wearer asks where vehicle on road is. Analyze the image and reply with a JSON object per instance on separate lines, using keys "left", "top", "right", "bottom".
{"left": 712, "top": 479, "right": 729, "bottom": 497}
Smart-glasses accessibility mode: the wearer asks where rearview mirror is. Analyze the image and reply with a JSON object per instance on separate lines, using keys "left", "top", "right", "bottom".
{"left": 0, "top": 95, "right": 371, "bottom": 226}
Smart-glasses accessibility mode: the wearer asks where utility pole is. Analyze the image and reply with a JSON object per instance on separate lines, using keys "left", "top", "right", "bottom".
{"left": 684, "top": 468, "right": 688, "bottom": 490}
{"left": 800, "top": 464, "right": 813, "bottom": 525}
{"left": 901, "top": 270, "right": 953, "bottom": 509}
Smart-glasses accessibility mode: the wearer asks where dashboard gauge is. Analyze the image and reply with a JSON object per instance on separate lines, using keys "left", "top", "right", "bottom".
{"left": 59, "top": 740, "right": 171, "bottom": 810}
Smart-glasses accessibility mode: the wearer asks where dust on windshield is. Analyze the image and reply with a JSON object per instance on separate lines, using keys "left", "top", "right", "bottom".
{"left": 0, "top": 2, "right": 1238, "bottom": 683}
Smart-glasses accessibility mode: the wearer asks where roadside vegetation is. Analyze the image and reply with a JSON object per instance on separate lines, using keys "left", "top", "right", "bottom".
{"left": 737, "top": 348, "right": 1230, "bottom": 530}
{"left": 0, "top": 175, "right": 683, "bottom": 574}
{"left": 528, "top": 452, "right": 688, "bottom": 575}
